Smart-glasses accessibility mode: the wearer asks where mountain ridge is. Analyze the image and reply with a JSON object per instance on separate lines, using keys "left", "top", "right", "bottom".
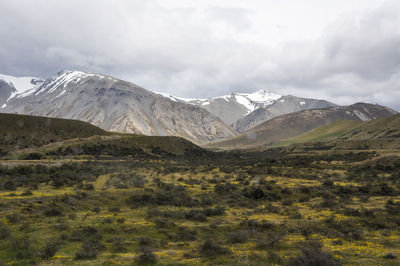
{"left": 157, "top": 89, "right": 281, "bottom": 125}
{"left": 233, "top": 95, "right": 338, "bottom": 132}
{"left": 2, "top": 70, "right": 236, "bottom": 144}
{"left": 211, "top": 103, "right": 398, "bottom": 150}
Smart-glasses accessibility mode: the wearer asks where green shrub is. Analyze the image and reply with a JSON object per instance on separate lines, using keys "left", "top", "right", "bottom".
{"left": 137, "top": 249, "right": 157, "bottom": 264}
{"left": 256, "top": 233, "right": 281, "bottom": 249}
{"left": 70, "top": 226, "right": 102, "bottom": 242}
{"left": 286, "top": 246, "right": 340, "bottom": 266}
{"left": 40, "top": 239, "right": 60, "bottom": 259}
{"left": 6, "top": 214, "right": 20, "bottom": 224}
{"left": 228, "top": 230, "right": 248, "bottom": 244}
{"left": 0, "top": 225, "right": 11, "bottom": 240}
{"left": 43, "top": 206, "right": 63, "bottom": 217}
{"left": 199, "top": 239, "right": 231, "bottom": 257}
{"left": 108, "top": 238, "right": 127, "bottom": 253}
{"left": 10, "top": 235, "right": 34, "bottom": 259}
{"left": 175, "top": 226, "right": 198, "bottom": 241}
{"left": 75, "top": 240, "right": 105, "bottom": 260}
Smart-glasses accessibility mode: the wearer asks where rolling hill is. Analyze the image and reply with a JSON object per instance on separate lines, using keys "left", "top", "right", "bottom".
{"left": 211, "top": 103, "right": 397, "bottom": 150}
{"left": 0, "top": 113, "right": 209, "bottom": 158}
{"left": 277, "top": 113, "right": 400, "bottom": 147}
{"left": 0, "top": 113, "right": 110, "bottom": 154}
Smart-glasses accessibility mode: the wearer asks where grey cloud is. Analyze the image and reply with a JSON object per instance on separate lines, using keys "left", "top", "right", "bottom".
{"left": 0, "top": 0, "right": 399, "bottom": 110}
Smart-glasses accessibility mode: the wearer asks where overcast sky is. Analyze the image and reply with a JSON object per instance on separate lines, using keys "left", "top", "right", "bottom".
{"left": 1, "top": 0, "right": 399, "bottom": 109}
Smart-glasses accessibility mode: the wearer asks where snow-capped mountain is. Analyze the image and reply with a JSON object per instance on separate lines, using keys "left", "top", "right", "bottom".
{"left": 2, "top": 70, "right": 236, "bottom": 144}
{"left": 0, "top": 73, "right": 44, "bottom": 107}
{"left": 157, "top": 90, "right": 281, "bottom": 125}
{"left": 215, "top": 103, "right": 398, "bottom": 149}
{"left": 234, "top": 95, "right": 338, "bottom": 132}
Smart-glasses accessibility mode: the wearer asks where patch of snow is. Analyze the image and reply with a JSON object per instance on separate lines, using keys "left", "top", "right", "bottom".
{"left": 33, "top": 70, "right": 101, "bottom": 96}
{"left": 0, "top": 73, "right": 43, "bottom": 94}
{"left": 279, "top": 99, "right": 285, "bottom": 103}
{"left": 300, "top": 101, "right": 306, "bottom": 105}
{"left": 214, "top": 94, "right": 231, "bottom": 102}
{"left": 234, "top": 94, "right": 257, "bottom": 112}
{"left": 240, "top": 90, "right": 281, "bottom": 105}
{"left": 15, "top": 87, "right": 37, "bottom": 99}
{"left": 156, "top": 89, "right": 281, "bottom": 114}
{"left": 0, "top": 73, "right": 44, "bottom": 101}
{"left": 6, "top": 92, "right": 18, "bottom": 102}
{"left": 54, "top": 89, "right": 66, "bottom": 99}
{"left": 353, "top": 110, "right": 370, "bottom": 121}
{"left": 1, "top": 104, "right": 6, "bottom": 109}
{"left": 156, "top": 92, "right": 178, "bottom": 102}
{"left": 47, "top": 71, "right": 90, "bottom": 93}
{"left": 156, "top": 92, "right": 206, "bottom": 103}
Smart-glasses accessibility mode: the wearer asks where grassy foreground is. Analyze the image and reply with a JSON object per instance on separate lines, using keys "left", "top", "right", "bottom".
{"left": 0, "top": 137, "right": 399, "bottom": 265}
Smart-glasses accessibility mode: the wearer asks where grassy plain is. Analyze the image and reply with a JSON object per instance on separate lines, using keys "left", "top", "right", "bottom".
{"left": 0, "top": 141, "right": 399, "bottom": 265}
{"left": 0, "top": 113, "right": 399, "bottom": 265}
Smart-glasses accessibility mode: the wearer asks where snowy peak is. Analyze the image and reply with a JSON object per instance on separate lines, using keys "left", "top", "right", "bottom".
{"left": 156, "top": 89, "right": 281, "bottom": 125}
{"left": 0, "top": 73, "right": 44, "bottom": 94}
{"left": 239, "top": 90, "right": 281, "bottom": 105}
{"left": 0, "top": 73, "right": 44, "bottom": 104}
{"left": 33, "top": 70, "right": 109, "bottom": 96}
{"left": 158, "top": 89, "right": 281, "bottom": 113}
{"left": 233, "top": 90, "right": 281, "bottom": 113}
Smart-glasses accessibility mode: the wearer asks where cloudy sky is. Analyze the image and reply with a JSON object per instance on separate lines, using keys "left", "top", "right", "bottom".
{"left": 1, "top": 0, "right": 399, "bottom": 109}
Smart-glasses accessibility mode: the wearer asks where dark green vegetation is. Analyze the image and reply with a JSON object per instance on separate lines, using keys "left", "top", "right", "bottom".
{"left": 0, "top": 113, "right": 110, "bottom": 154}
{"left": 0, "top": 113, "right": 399, "bottom": 265}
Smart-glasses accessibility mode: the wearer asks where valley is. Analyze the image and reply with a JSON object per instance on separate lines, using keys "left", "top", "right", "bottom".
{"left": 2, "top": 1, "right": 400, "bottom": 265}
{"left": 0, "top": 114, "right": 399, "bottom": 265}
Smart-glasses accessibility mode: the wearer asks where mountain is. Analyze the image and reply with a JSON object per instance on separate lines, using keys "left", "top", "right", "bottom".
{"left": 340, "top": 112, "right": 400, "bottom": 140}
{"left": 234, "top": 95, "right": 337, "bottom": 132}
{"left": 276, "top": 120, "right": 362, "bottom": 146}
{"left": 276, "top": 113, "right": 400, "bottom": 150}
{"left": 2, "top": 70, "right": 236, "bottom": 144}
{"left": 0, "top": 73, "right": 44, "bottom": 107}
{"left": 211, "top": 103, "right": 398, "bottom": 150}
{"left": 158, "top": 90, "right": 281, "bottom": 125}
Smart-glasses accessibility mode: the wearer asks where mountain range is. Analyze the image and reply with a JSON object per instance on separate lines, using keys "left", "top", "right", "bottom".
{"left": 0, "top": 71, "right": 236, "bottom": 144}
{"left": 0, "top": 70, "right": 397, "bottom": 146}
{"left": 158, "top": 90, "right": 281, "bottom": 125}
{"left": 211, "top": 103, "right": 397, "bottom": 149}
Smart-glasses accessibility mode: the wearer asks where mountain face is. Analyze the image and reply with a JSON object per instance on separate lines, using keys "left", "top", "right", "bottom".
{"left": 234, "top": 95, "right": 337, "bottom": 133}
{"left": 158, "top": 90, "right": 281, "bottom": 125}
{"left": 2, "top": 71, "right": 236, "bottom": 144}
{"left": 277, "top": 113, "right": 400, "bottom": 147}
{"left": 0, "top": 73, "right": 44, "bottom": 107}
{"left": 212, "top": 103, "right": 398, "bottom": 149}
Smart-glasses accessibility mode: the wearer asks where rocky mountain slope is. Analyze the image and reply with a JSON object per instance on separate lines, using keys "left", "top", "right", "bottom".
{"left": 212, "top": 103, "right": 398, "bottom": 149}
{"left": 158, "top": 90, "right": 281, "bottom": 125}
{"left": 234, "top": 95, "right": 337, "bottom": 132}
{"left": 1, "top": 71, "right": 236, "bottom": 144}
